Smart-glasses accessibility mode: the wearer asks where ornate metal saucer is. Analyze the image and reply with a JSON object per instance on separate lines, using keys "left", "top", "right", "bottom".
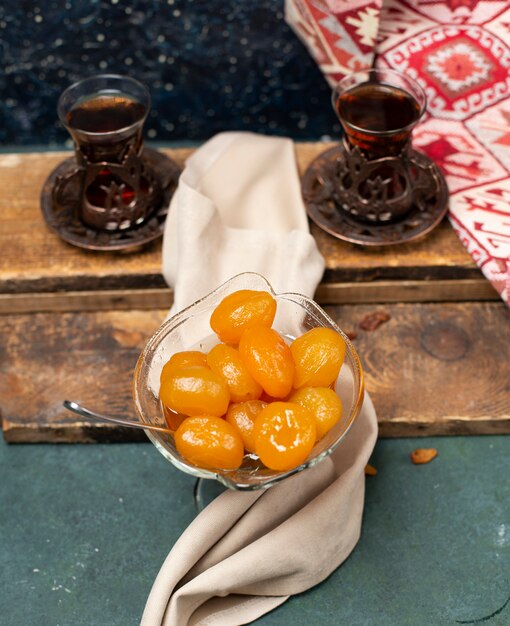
{"left": 40, "top": 147, "right": 180, "bottom": 251}
{"left": 302, "top": 144, "right": 448, "bottom": 246}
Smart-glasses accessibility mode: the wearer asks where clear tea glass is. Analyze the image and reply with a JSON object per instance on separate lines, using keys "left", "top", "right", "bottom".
{"left": 58, "top": 74, "right": 161, "bottom": 231}
{"left": 333, "top": 68, "right": 427, "bottom": 158}
{"left": 330, "top": 68, "right": 428, "bottom": 221}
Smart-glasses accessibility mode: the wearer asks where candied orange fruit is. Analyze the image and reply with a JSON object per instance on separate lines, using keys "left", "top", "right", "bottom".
{"left": 210, "top": 289, "right": 277, "bottom": 344}
{"left": 159, "top": 365, "right": 230, "bottom": 417}
{"left": 207, "top": 344, "right": 262, "bottom": 403}
{"left": 175, "top": 416, "right": 244, "bottom": 470}
{"left": 160, "top": 350, "right": 208, "bottom": 385}
{"left": 239, "top": 326, "right": 294, "bottom": 399}
{"left": 290, "top": 328, "right": 346, "bottom": 389}
{"left": 289, "top": 387, "right": 342, "bottom": 439}
{"left": 254, "top": 402, "right": 316, "bottom": 471}
{"left": 225, "top": 400, "right": 267, "bottom": 453}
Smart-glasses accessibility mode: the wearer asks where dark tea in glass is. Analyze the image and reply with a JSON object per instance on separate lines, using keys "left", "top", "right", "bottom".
{"left": 66, "top": 94, "right": 146, "bottom": 134}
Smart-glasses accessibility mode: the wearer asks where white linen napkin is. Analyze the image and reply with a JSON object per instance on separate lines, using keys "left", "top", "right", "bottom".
{"left": 143, "top": 132, "right": 378, "bottom": 626}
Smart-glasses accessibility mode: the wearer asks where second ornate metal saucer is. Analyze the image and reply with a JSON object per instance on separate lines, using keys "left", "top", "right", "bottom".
{"left": 302, "top": 144, "right": 449, "bottom": 247}
{"left": 40, "top": 147, "right": 180, "bottom": 252}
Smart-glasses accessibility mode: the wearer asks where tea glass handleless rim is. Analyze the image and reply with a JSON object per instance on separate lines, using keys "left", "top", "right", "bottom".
{"left": 132, "top": 272, "right": 365, "bottom": 491}
{"left": 332, "top": 68, "right": 427, "bottom": 138}
{"left": 57, "top": 73, "right": 151, "bottom": 138}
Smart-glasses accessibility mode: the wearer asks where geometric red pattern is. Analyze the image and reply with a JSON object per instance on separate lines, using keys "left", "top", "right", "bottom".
{"left": 383, "top": 26, "right": 510, "bottom": 120}
{"left": 286, "top": 0, "right": 510, "bottom": 304}
{"left": 284, "top": 0, "right": 382, "bottom": 86}
{"left": 380, "top": 26, "right": 510, "bottom": 120}
{"left": 413, "top": 119, "right": 508, "bottom": 193}
{"left": 466, "top": 101, "right": 510, "bottom": 170}
{"left": 449, "top": 180, "right": 510, "bottom": 301}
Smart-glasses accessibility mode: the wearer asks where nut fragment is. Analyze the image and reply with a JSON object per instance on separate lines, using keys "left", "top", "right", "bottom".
{"left": 359, "top": 311, "right": 390, "bottom": 331}
{"left": 346, "top": 330, "right": 358, "bottom": 341}
{"left": 410, "top": 448, "right": 438, "bottom": 465}
{"left": 364, "top": 463, "right": 378, "bottom": 476}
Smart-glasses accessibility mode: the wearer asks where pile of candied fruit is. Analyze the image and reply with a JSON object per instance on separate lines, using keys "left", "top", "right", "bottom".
{"left": 158, "top": 289, "right": 346, "bottom": 472}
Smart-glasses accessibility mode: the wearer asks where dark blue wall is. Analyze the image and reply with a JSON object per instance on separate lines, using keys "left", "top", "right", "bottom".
{"left": 0, "top": 0, "right": 341, "bottom": 148}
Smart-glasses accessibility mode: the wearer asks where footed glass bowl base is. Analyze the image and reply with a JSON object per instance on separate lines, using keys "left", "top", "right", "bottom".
{"left": 194, "top": 478, "right": 227, "bottom": 513}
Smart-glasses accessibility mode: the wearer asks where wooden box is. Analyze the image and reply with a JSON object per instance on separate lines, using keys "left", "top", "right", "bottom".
{"left": 0, "top": 145, "right": 507, "bottom": 442}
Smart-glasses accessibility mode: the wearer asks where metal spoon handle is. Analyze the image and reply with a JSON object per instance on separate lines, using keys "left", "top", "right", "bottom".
{"left": 63, "top": 400, "right": 172, "bottom": 435}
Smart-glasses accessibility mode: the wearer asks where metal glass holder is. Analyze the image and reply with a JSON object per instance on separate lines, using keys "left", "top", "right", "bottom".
{"left": 302, "top": 142, "right": 448, "bottom": 247}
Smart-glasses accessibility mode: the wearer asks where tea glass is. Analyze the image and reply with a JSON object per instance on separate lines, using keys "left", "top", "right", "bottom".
{"left": 58, "top": 74, "right": 161, "bottom": 231}
{"left": 331, "top": 68, "right": 427, "bottom": 222}
{"left": 132, "top": 272, "right": 364, "bottom": 494}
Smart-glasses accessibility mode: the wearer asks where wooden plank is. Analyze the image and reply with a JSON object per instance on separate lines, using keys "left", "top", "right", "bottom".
{"left": 315, "top": 279, "right": 499, "bottom": 304}
{"left": 326, "top": 302, "right": 510, "bottom": 437}
{"left": 0, "top": 145, "right": 483, "bottom": 301}
{"left": 0, "top": 278, "right": 500, "bottom": 315}
{"left": 0, "top": 309, "right": 166, "bottom": 443}
{"left": 0, "top": 289, "right": 173, "bottom": 314}
{"left": 0, "top": 149, "right": 190, "bottom": 295}
{"left": 2, "top": 302, "right": 508, "bottom": 442}
{"left": 313, "top": 219, "right": 483, "bottom": 283}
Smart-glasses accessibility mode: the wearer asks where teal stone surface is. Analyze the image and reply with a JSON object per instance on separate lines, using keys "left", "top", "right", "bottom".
{"left": 0, "top": 436, "right": 509, "bottom": 626}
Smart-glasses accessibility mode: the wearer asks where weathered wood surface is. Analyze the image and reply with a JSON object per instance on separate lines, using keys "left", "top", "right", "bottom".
{"left": 0, "top": 146, "right": 495, "bottom": 311}
{"left": 2, "top": 302, "right": 508, "bottom": 442}
{"left": 0, "top": 309, "right": 165, "bottom": 443}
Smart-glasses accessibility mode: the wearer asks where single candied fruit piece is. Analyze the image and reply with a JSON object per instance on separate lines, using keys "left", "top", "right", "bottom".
{"left": 210, "top": 289, "right": 277, "bottom": 344}
{"left": 225, "top": 400, "right": 267, "bottom": 453}
{"left": 364, "top": 464, "right": 378, "bottom": 476}
{"left": 175, "top": 416, "right": 244, "bottom": 470}
{"left": 207, "top": 344, "right": 262, "bottom": 403}
{"left": 410, "top": 448, "right": 438, "bottom": 465}
{"left": 290, "top": 327, "right": 346, "bottom": 389}
{"left": 239, "top": 326, "right": 295, "bottom": 399}
{"left": 254, "top": 402, "right": 316, "bottom": 471}
{"left": 159, "top": 365, "right": 230, "bottom": 417}
{"left": 160, "top": 350, "right": 208, "bottom": 385}
{"left": 289, "top": 386, "right": 342, "bottom": 439}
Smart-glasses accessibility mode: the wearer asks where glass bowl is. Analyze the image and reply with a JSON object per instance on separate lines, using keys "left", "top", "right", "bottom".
{"left": 132, "top": 272, "right": 364, "bottom": 490}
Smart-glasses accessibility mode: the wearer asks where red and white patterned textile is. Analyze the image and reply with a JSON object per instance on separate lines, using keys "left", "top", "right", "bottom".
{"left": 285, "top": 0, "right": 510, "bottom": 304}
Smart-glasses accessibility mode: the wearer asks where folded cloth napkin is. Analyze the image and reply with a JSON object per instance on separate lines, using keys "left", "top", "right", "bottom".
{"left": 142, "top": 132, "right": 378, "bottom": 626}
{"left": 285, "top": 0, "right": 510, "bottom": 305}
{"left": 162, "top": 132, "right": 325, "bottom": 312}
